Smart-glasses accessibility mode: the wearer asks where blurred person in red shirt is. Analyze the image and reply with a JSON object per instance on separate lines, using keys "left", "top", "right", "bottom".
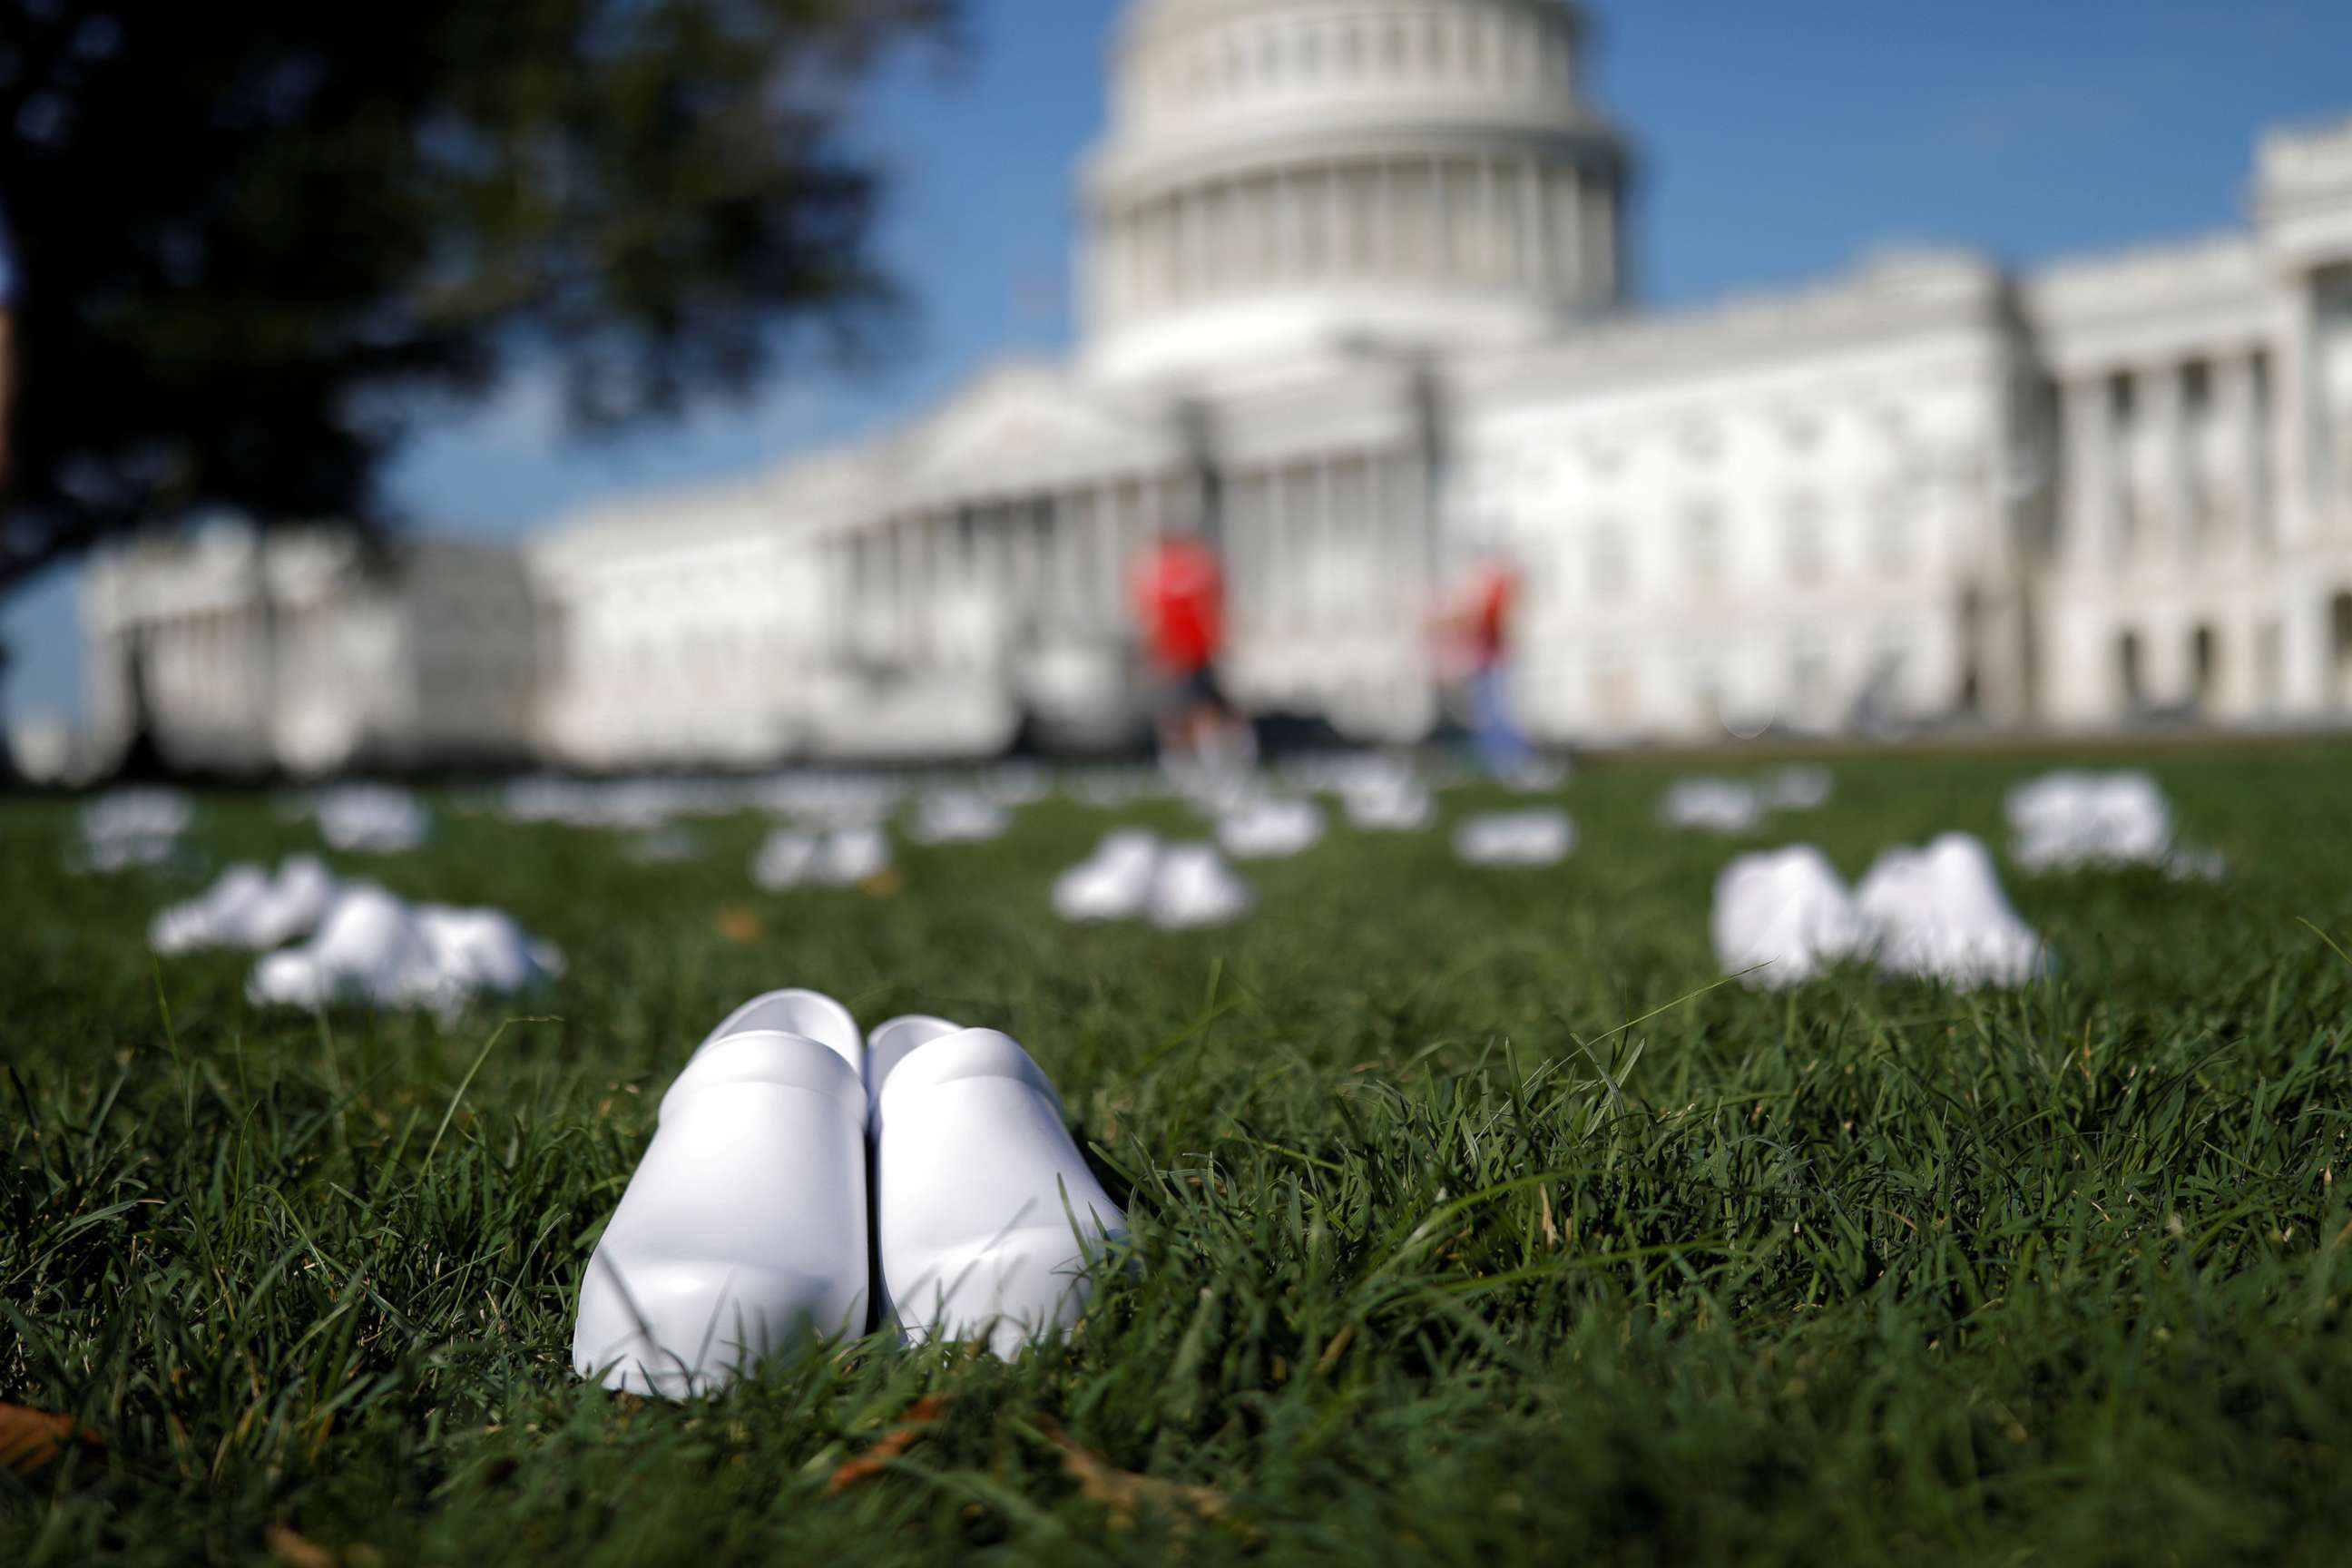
{"left": 1442, "top": 545, "right": 1534, "bottom": 778}
{"left": 1132, "top": 526, "right": 1245, "bottom": 769}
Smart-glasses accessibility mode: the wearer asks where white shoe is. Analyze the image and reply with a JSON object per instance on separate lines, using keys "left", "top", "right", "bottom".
{"left": 246, "top": 885, "right": 434, "bottom": 1008}
{"left": 244, "top": 883, "right": 559, "bottom": 1012}
{"left": 1340, "top": 776, "right": 1432, "bottom": 832}
{"left": 573, "top": 989, "right": 870, "bottom": 1396}
{"left": 150, "top": 864, "right": 273, "bottom": 954}
{"left": 1856, "top": 832, "right": 2048, "bottom": 988}
{"left": 1052, "top": 829, "right": 1161, "bottom": 922}
{"left": 816, "top": 825, "right": 893, "bottom": 884}
{"left": 909, "top": 790, "right": 1010, "bottom": 846}
{"left": 1762, "top": 766, "right": 1833, "bottom": 812}
{"left": 250, "top": 856, "right": 338, "bottom": 948}
{"left": 2005, "top": 769, "right": 2173, "bottom": 871}
{"left": 1659, "top": 779, "right": 1763, "bottom": 834}
{"left": 1452, "top": 808, "right": 1575, "bottom": 867}
{"left": 750, "top": 828, "right": 819, "bottom": 890}
{"left": 1144, "top": 842, "right": 1252, "bottom": 929}
{"left": 1710, "top": 845, "right": 1863, "bottom": 987}
{"left": 870, "top": 1020, "right": 1124, "bottom": 1357}
{"left": 1215, "top": 797, "right": 1324, "bottom": 860}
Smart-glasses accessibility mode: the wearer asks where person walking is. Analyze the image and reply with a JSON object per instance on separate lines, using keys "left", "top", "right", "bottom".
{"left": 1132, "top": 524, "right": 1244, "bottom": 775}
{"left": 1450, "top": 546, "right": 1534, "bottom": 778}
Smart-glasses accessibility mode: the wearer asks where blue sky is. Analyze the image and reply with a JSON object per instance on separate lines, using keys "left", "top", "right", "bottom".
{"left": 9, "top": 0, "right": 2352, "bottom": 720}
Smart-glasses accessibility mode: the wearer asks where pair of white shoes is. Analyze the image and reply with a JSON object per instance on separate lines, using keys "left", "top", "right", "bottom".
{"left": 750, "top": 824, "right": 893, "bottom": 890}
{"left": 573, "top": 990, "right": 1126, "bottom": 1397}
{"left": 1051, "top": 830, "right": 1253, "bottom": 927}
{"left": 1712, "top": 833, "right": 2048, "bottom": 990}
{"left": 1452, "top": 808, "right": 1576, "bottom": 867}
{"left": 150, "top": 855, "right": 338, "bottom": 954}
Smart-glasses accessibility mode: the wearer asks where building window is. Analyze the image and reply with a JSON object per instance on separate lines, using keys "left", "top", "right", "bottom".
{"left": 1784, "top": 494, "right": 1826, "bottom": 585}
{"left": 1682, "top": 503, "right": 1720, "bottom": 591}
{"left": 1871, "top": 491, "right": 1909, "bottom": 576}
{"left": 1790, "top": 646, "right": 1827, "bottom": 726}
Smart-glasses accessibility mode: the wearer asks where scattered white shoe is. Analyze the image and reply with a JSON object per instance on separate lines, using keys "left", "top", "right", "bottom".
{"left": 314, "top": 784, "right": 431, "bottom": 853}
{"left": 81, "top": 788, "right": 192, "bottom": 871}
{"left": 1713, "top": 834, "right": 2047, "bottom": 989}
{"left": 908, "top": 790, "right": 1011, "bottom": 846}
{"left": 150, "top": 855, "right": 337, "bottom": 954}
{"left": 1710, "top": 846, "right": 1864, "bottom": 987}
{"left": 574, "top": 991, "right": 1128, "bottom": 1394}
{"left": 1762, "top": 766, "right": 1833, "bottom": 811}
{"left": 871, "top": 1016, "right": 1126, "bottom": 1358}
{"left": 1051, "top": 829, "right": 1162, "bottom": 922}
{"left": 1144, "top": 842, "right": 1254, "bottom": 929}
{"left": 1215, "top": 797, "right": 1324, "bottom": 860}
{"left": 1856, "top": 832, "right": 2049, "bottom": 988}
{"left": 573, "top": 990, "right": 871, "bottom": 1396}
{"left": 1659, "top": 779, "right": 1764, "bottom": 835}
{"left": 750, "top": 824, "right": 895, "bottom": 890}
{"left": 1452, "top": 808, "right": 1576, "bottom": 867}
{"left": 2005, "top": 769, "right": 2215, "bottom": 877}
{"left": 245, "top": 884, "right": 562, "bottom": 1013}
{"left": 1340, "top": 773, "right": 1433, "bottom": 833}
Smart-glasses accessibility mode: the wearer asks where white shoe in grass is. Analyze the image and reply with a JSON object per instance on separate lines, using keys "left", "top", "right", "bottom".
{"left": 1052, "top": 829, "right": 1161, "bottom": 922}
{"left": 573, "top": 989, "right": 870, "bottom": 1397}
{"left": 1857, "top": 832, "right": 2049, "bottom": 988}
{"left": 1711, "top": 845, "right": 1863, "bottom": 988}
{"left": 871, "top": 1021, "right": 1124, "bottom": 1358}
{"left": 1453, "top": 808, "right": 1575, "bottom": 867}
{"left": 1144, "top": 842, "right": 1252, "bottom": 929}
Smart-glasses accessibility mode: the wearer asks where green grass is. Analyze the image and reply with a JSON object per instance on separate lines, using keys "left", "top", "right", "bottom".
{"left": 7, "top": 743, "right": 2352, "bottom": 1564}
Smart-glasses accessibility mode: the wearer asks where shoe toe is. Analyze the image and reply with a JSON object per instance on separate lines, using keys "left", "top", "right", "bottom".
{"left": 574, "top": 1252, "right": 864, "bottom": 1397}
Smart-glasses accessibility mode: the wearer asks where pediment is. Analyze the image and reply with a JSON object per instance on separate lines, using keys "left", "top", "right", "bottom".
{"left": 888, "top": 363, "right": 1163, "bottom": 497}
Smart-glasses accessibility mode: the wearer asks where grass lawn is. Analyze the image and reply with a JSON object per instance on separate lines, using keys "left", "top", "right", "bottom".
{"left": 7, "top": 743, "right": 2352, "bottom": 1564}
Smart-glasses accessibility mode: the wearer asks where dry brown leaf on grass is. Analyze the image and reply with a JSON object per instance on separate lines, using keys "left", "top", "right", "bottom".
{"left": 265, "top": 1525, "right": 338, "bottom": 1568}
{"left": 1034, "top": 1417, "right": 1230, "bottom": 1532}
{"left": 825, "top": 1396, "right": 951, "bottom": 1494}
{"left": 715, "top": 906, "right": 764, "bottom": 944}
{"left": 859, "top": 869, "right": 905, "bottom": 897}
{"left": 0, "top": 1403, "right": 103, "bottom": 1473}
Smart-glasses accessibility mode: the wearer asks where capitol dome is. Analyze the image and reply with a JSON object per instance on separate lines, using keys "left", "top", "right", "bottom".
{"left": 1080, "top": 0, "right": 1629, "bottom": 387}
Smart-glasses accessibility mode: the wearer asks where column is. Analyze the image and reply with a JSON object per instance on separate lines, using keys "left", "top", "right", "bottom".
{"left": 1585, "top": 171, "right": 1616, "bottom": 301}
{"left": 1518, "top": 154, "right": 1543, "bottom": 290}
{"left": 1266, "top": 463, "right": 1291, "bottom": 647}
{"left": 1431, "top": 160, "right": 1453, "bottom": 279}
{"left": 1097, "top": 481, "right": 1124, "bottom": 632}
{"left": 1555, "top": 167, "right": 1583, "bottom": 299}
{"left": 2212, "top": 353, "right": 2254, "bottom": 553}
{"left": 1274, "top": 173, "right": 1298, "bottom": 278}
{"left": 2059, "top": 377, "right": 2109, "bottom": 572}
{"left": 2144, "top": 363, "right": 2186, "bottom": 567}
{"left": 1315, "top": 457, "right": 1337, "bottom": 631}
{"left": 1377, "top": 161, "right": 1396, "bottom": 274}
{"left": 2277, "top": 275, "right": 2319, "bottom": 551}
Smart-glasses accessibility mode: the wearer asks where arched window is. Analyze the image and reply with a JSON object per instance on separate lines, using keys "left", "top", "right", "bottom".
{"left": 2117, "top": 629, "right": 2144, "bottom": 715}
{"left": 2190, "top": 623, "right": 2218, "bottom": 708}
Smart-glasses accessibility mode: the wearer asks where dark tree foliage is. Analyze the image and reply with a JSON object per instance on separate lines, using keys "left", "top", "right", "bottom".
{"left": 0, "top": 0, "right": 961, "bottom": 599}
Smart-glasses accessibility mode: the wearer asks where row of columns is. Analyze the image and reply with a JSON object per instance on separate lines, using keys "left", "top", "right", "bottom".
{"left": 2059, "top": 348, "right": 2274, "bottom": 571}
{"left": 821, "top": 446, "right": 1438, "bottom": 676}
{"left": 1133, "top": 3, "right": 1577, "bottom": 128}
{"left": 1095, "top": 154, "right": 1612, "bottom": 321}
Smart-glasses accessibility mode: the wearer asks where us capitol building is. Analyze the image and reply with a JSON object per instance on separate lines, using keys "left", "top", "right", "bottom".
{"left": 81, "top": 0, "right": 2352, "bottom": 771}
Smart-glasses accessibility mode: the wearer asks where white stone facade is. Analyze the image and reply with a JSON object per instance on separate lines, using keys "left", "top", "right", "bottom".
{"left": 82, "top": 0, "right": 2352, "bottom": 768}
{"left": 82, "top": 523, "right": 538, "bottom": 775}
